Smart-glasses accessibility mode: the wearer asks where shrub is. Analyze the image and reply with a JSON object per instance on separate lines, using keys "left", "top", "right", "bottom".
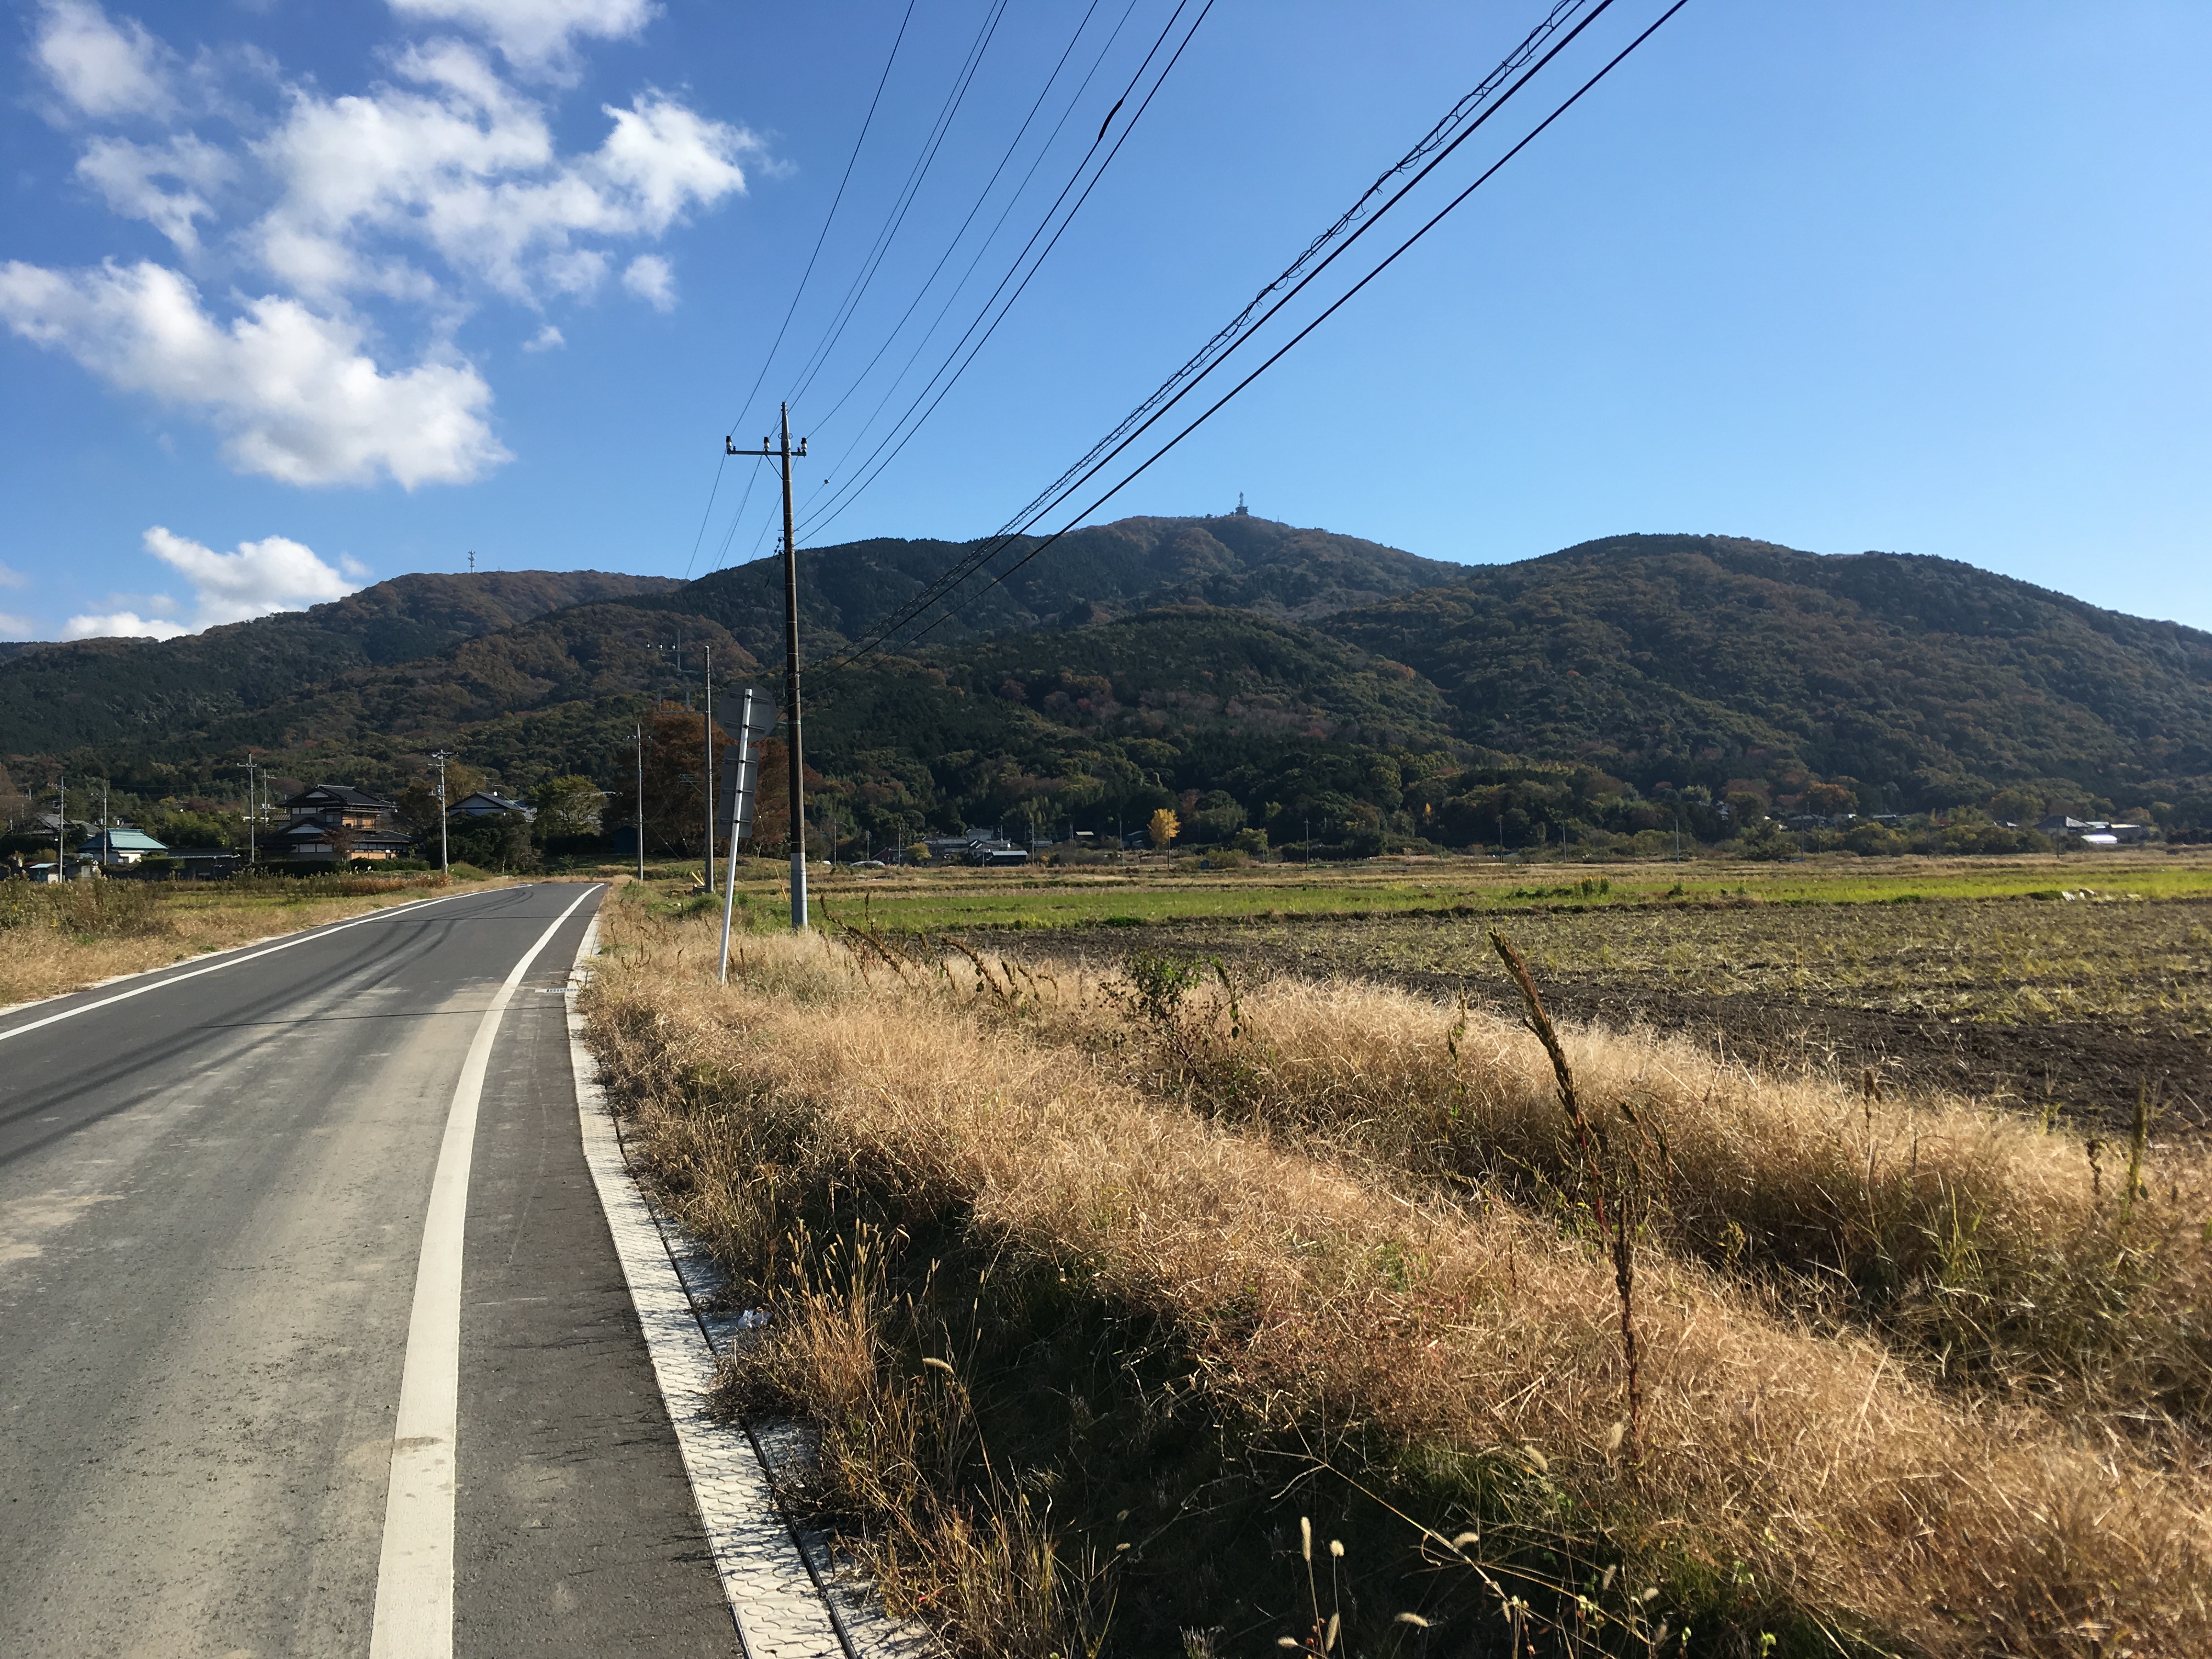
{"left": 1844, "top": 822, "right": 1906, "bottom": 856}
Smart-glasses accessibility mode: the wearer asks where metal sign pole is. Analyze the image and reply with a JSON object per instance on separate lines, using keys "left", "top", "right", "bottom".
{"left": 717, "top": 689, "right": 770, "bottom": 985}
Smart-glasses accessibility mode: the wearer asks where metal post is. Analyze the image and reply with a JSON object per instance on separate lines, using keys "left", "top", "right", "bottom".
{"left": 239, "top": 759, "right": 257, "bottom": 868}
{"left": 702, "top": 646, "right": 715, "bottom": 895}
{"left": 635, "top": 725, "right": 646, "bottom": 883}
{"left": 55, "top": 773, "right": 64, "bottom": 880}
{"left": 718, "top": 687, "right": 755, "bottom": 985}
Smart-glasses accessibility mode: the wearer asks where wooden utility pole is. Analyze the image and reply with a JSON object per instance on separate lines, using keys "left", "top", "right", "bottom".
{"left": 238, "top": 759, "right": 258, "bottom": 867}
{"left": 728, "top": 403, "right": 809, "bottom": 930}
{"left": 429, "top": 751, "right": 453, "bottom": 878}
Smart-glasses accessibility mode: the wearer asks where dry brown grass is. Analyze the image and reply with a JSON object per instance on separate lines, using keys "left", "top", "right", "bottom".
{"left": 0, "top": 872, "right": 517, "bottom": 1006}
{"left": 977, "top": 948, "right": 2212, "bottom": 1448}
{"left": 589, "top": 897, "right": 2212, "bottom": 1656}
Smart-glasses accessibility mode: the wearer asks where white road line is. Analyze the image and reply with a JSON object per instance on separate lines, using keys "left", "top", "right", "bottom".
{"left": 368, "top": 883, "right": 600, "bottom": 1659}
{"left": 0, "top": 888, "right": 486, "bottom": 1046}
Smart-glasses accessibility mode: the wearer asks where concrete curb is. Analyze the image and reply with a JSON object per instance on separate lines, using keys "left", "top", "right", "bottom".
{"left": 564, "top": 910, "right": 927, "bottom": 1659}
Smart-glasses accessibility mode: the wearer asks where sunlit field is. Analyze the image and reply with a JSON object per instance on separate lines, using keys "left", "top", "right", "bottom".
{"left": 589, "top": 853, "right": 2212, "bottom": 1656}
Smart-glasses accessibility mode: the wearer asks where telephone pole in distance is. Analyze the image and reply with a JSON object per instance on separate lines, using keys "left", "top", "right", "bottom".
{"left": 727, "top": 403, "right": 810, "bottom": 930}
{"left": 428, "top": 750, "right": 453, "bottom": 878}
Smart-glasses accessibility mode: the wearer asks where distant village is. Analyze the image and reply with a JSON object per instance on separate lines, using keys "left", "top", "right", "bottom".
{"left": 9, "top": 782, "right": 529, "bottom": 882}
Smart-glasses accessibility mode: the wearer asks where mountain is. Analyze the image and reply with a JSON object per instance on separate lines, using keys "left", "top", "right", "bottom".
{"left": 0, "top": 571, "right": 684, "bottom": 757}
{"left": 3, "top": 518, "right": 2208, "bottom": 848}
{"left": 639, "top": 512, "right": 1464, "bottom": 663}
{"left": 1326, "top": 535, "right": 2212, "bottom": 809}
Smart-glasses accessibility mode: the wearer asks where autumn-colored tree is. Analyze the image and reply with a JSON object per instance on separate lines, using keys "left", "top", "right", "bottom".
{"left": 1148, "top": 806, "right": 1180, "bottom": 848}
{"left": 627, "top": 710, "right": 729, "bottom": 856}
{"left": 1807, "top": 780, "right": 1859, "bottom": 816}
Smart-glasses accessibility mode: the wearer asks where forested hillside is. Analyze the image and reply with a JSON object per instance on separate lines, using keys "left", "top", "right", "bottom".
{"left": 1328, "top": 535, "right": 2212, "bottom": 810}
{"left": 0, "top": 571, "right": 682, "bottom": 756}
{"left": 5, "top": 518, "right": 2208, "bottom": 855}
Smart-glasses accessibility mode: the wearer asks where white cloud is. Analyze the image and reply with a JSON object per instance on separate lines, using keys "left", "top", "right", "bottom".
{"left": 0, "top": 612, "right": 35, "bottom": 637}
{"left": 64, "top": 523, "right": 364, "bottom": 640}
{"left": 250, "top": 43, "right": 754, "bottom": 305}
{"left": 16, "top": 6, "right": 749, "bottom": 491}
{"left": 0, "top": 259, "right": 508, "bottom": 487}
{"left": 620, "top": 252, "right": 672, "bottom": 309}
{"left": 63, "top": 610, "right": 188, "bottom": 640}
{"left": 386, "top": 0, "right": 658, "bottom": 78}
{"left": 0, "top": 565, "right": 28, "bottom": 590}
{"left": 75, "top": 134, "right": 234, "bottom": 251}
{"left": 32, "top": 0, "right": 175, "bottom": 120}
{"left": 143, "top": 524, "right": 362, "bottom": 624}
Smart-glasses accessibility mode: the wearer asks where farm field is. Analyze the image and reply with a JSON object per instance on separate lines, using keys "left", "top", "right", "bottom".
{"left": 713, "top": 850, "right": 2212, "bottom": 1130}
{"left": 730, "top": 847, "right": 2212, "bottom": 934}
{"left": 586, "top": 883, "right": 2212, "bottom": 1658}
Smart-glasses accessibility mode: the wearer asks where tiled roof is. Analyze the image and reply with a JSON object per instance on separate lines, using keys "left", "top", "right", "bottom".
{"left": 280, "top": 783, "right": 397, "bottom": 810}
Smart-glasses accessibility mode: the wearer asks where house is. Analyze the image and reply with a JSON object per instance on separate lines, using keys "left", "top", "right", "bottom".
{"left": 272, "top": 784, "right": 414, "bottom": 862}
{"left": 78, "top": 827, "right": 168, "bottom": 867}
{"left": 922, "top": 834, "right": 1029, "bottom": 867}
{"left": 449, "top": 789, "right": 533, "bottom": 820}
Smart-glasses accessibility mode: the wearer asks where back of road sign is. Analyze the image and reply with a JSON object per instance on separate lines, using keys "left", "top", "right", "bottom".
{"left": 719, "top": 689, "right": 775, "bottom": 840}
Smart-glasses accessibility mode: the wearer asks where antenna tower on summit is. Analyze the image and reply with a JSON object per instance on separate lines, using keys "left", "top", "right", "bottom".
{"left": 1234, "top": 493, "right": 1249, "bottom": 517}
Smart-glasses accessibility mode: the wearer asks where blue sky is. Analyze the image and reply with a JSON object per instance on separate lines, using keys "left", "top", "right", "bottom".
{"left": 2, "top": 0, "right": 2209, "bottom": 641}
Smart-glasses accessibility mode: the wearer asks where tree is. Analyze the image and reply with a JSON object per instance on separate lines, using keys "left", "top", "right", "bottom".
{"left": 1807, "top": 780, "right": 1859, "bottom": 816}
{"left": 1148, "top": 807, "right": 1180, "bottom": 849}
{"left": 531, "top": 774, "right": 604, "bottom": 843}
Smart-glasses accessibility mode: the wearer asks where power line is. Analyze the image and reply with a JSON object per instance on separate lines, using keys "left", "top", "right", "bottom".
{"left": 793, "top": 0, "right": 1142, "bottom": 498}
{"left": 802, "top": 0, "right": 1110, "bottom": 437}
{"left": 993, "top": 0, "right": 1607, "bottom": 542}
{"left": 827, "top": 0, "right": 1622, "bottom": 659}
{"left": 839, "top": 0, "right": 1691, "bottom": 669}
{"left": 782, "top": 0, "right": 1012, "bottom": 411}
{"left": 794, "top": 0, "right": 1212, "bottom": 544}
{"left": 685, "top": 0, "right": 916, "bottom": 580}
{"left": 725, "top": 0, "right": 916, "bottom": 438}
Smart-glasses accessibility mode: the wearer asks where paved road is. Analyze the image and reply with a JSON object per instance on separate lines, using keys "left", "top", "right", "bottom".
{"left": 0, "top": 883, "right": 738, "bottom": 1657}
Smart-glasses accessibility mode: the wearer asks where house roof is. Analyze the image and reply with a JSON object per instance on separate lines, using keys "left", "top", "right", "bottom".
{"left": 275, "top": 822, "right": 412, "bottom": 847}
{"left": 280, "top": 783, "right": 396, "bottom": 810}
{"left": 451, "top": 791, "right": 531, "bottom": 815}
{"left": 78, "top": 828, "right": 168, "bottom": 853}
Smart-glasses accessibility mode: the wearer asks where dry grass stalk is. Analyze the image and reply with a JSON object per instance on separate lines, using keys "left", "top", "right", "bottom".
{"left": 1003, "top": 951, "right": 2212, "bottom": 1446}
{"left": 1491, "top": 930, "right": 1644, "bottom": 1469}
{"left": 588, "top": 899, "right": 2212, "bottom": 1655}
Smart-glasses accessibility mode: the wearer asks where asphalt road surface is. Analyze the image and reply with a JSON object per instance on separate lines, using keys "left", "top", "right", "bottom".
{"left": 0, "top": 882, "right": 738, "bottom": 1657}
